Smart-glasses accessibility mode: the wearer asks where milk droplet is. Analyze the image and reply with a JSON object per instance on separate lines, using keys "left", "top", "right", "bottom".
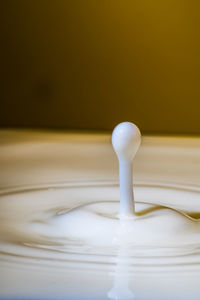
{"left": 112, "top": 122, "right": 141, "bottom": 216}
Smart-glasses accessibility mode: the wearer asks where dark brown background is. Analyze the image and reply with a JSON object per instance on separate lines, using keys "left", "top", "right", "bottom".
{"left": 1, "top": 0, "right": 200, "bottom": 134}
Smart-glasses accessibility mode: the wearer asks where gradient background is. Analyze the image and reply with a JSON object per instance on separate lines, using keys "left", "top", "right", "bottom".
{"left": 1, "top": 0, "right": 200, "bottom": 134}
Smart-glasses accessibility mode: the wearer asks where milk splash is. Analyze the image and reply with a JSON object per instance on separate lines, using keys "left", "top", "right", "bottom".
{"left": 112, "top": 122, "right": 141, "bottom": 216}
{"left": 0, "top": 124, "right": 200, "bottom": 300}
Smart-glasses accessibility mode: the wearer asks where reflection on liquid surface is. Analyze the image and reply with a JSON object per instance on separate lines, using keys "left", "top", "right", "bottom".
{"left": 0, "top": 182, "right": 200, "bottom": 300}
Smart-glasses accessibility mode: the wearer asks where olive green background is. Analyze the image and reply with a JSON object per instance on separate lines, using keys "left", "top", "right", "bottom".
{"left": 1, "top": 0, "right": 200, "bottom": 134}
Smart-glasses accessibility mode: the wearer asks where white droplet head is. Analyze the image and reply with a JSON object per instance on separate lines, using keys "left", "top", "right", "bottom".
{"left": 112, "top": 122, "right": 141, "bottom": 161}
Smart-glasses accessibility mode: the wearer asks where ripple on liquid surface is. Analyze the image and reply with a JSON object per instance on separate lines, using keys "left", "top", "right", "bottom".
{"left": 0, "top": 182, "right": 200, "bottom": 300}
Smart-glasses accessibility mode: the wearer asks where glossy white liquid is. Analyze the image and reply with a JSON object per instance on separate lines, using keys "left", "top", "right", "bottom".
{"left": 0, "top": 183, "right": 200, "bottom": 300}
{"left": 0, "top": 130, "right": 200, "bottom": 300}
{"left": 112, "top": 122, "right": 141, "bottom": 216}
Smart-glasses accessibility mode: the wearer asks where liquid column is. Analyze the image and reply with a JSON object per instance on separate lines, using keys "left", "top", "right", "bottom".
{"left": 112, "top": 122, "right": 141, "bottom": 216}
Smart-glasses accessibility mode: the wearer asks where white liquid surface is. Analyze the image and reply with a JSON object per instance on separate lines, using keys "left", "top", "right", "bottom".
{"left": 1, "top": 131, "right": 200, "bottom": 300}
{"left": 0, "top": 182, "right": 200, "bottom": 300}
